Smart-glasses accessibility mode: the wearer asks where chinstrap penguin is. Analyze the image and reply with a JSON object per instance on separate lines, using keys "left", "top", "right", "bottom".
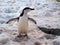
{"left": 17, "top": 7, "right": 35, "bottom": 37}
{"left": 6, "top": 7, "right": 36, "bottom": 38}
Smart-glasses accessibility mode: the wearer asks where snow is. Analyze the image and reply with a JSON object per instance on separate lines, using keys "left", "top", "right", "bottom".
{"left": 0, "top": 0, "right": 60, "bottom": 45}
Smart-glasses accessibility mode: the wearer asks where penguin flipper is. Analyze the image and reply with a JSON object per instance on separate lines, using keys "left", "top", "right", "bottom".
{"left": 6, "top": 17, "right": 19, "bottom": 23}
{"left": 6, "top": 17, "right": 36, "bottom": 24}
{"left": 28, "top": 17, "right": 37, "bottom": 24}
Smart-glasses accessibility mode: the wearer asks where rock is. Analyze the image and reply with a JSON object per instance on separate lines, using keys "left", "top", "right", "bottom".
{"left": 0, "top": 30, "right": 3, "bottom": 34}
{"left": 56, "top": 0, "right": 60, "bottom": 2}
{"left": 44, "top": 34, "right": 57, "bottom": 39}
{"left": 35, "top": 42, "right": 41, "bottom": 45}
{"left": 38, "top": 27, "right": 60, "bottom": 35}
{"left": 0, "top": 33, "right": 9, "bottom": 44}
{"left": 53, "top": 36, "right": 60, "bottom": 45}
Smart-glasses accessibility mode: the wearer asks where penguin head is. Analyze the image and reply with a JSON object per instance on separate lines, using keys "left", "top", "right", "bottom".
{"left": 20, "top": 7, "right": 34, "bottom": 17}
{"left": 23, "top": 7, "right": 34, "bottom": 12}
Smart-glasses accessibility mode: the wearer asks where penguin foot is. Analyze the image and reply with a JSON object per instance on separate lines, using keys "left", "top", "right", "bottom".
{"left": 14, "top": 34, "right": 29, "bottom": 42}
{"left": 17, "top": 34, "right": 29, "bottom": 38}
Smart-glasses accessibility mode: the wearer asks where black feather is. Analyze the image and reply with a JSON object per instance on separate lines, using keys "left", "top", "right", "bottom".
{"left": 19, "top": 7, "right": 34, "bottom": 17}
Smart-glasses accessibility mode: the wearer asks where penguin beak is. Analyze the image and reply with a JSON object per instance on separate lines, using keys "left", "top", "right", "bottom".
{"left": 31, "top": 8, "right": 34, "bottom": 10}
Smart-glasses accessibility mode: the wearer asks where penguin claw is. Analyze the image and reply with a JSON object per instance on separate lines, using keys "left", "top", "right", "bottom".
{"left": 13, "top": 34, "right": 29, "bottom": 42}
{"left": 17, "top": 34, "right": 29, "bottom": 39}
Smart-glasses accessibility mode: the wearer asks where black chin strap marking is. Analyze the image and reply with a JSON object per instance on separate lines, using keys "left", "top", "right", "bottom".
{"left": 20, "top": 10, "right": 24, "bottom": 17}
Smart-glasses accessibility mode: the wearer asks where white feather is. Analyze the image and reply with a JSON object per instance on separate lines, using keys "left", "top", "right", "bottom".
{"left": 17, "top": 16, "right": 28, "bottom": 34}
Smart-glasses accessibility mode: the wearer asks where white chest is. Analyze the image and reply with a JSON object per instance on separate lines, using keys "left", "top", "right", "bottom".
{"left": 17, "top": 16, "right": 28, "bottom": 33}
